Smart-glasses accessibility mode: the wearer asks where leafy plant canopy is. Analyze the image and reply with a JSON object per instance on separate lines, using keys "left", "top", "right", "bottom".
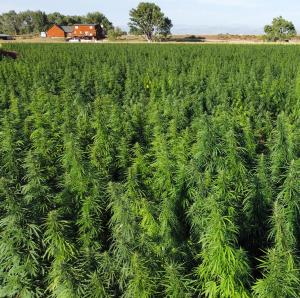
{"left": 0, "top": 43, "right": 299, "bottom": 297}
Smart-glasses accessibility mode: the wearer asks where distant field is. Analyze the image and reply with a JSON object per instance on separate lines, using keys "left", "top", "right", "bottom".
{"left": 3, "top": 33, "right": 300, "bottom": 44}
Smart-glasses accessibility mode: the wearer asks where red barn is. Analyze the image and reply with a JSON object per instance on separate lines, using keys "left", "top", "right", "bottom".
{"left": 47, "top": 24, "right": 74, "bottom": 38}
{"left": 72, "top": 24, "right": 104, "bottom": 40}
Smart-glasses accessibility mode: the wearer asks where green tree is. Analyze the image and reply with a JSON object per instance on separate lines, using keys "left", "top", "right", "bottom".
{"left": 47, "top": 12, "right": 67, "bottom": 25}
{"left": 264, "top": 16, "right": 296, "bottom": 42}
{"left": 0, "top": 10, "right": 21, "bottom": 35}
{"left": 32, "top": 10, "right": 48, "bottom": 32}
{"left": 85, "top": 12, "right": 113, "bottom": 33}
{"left": 129, "top": 2, "right": 173, "bottom": 42}
{"left": 17, "top": 10, "right": 48, "bottom": 34}
{"left": 107, "top": 27, "right": 124, "bottom": 40}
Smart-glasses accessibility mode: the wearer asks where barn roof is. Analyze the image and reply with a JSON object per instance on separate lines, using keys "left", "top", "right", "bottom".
{"left": 74, "top": 24, "right": 98, "bottom": 26}
{"left": 61, "top": 26, "right": 74, "bottom": 33}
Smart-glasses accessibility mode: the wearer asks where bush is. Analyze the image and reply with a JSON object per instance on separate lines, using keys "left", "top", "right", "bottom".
{"left": 107, "top": 27, "right": 124, "bottom": 40}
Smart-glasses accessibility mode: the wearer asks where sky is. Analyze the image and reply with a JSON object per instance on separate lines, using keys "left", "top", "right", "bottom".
{"left": 2, "top": 0, "right": 300, "bottom": 34}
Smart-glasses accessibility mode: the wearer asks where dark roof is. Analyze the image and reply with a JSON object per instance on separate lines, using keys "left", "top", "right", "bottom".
{"left": 61, "top": 26, "right": 74, "bottom": 33}
{"left": 48, "top": 24, "right": 74, "bottom": 33}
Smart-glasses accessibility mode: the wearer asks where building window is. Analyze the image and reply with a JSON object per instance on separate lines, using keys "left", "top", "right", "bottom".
{"left": 75, "top": 26, "right": 78, "bottom": 29}
{"left": 90, "top": 26, "right": 93, "bottom": 29}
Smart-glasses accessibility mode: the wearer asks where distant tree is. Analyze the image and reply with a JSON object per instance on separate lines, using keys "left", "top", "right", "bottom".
{"left": 129, "top": 2, "right": 173, "bottom": 42}
{"left": 31, "top": 11, "right": 48, "bottom": 32}
{"left": 18, "top": 11, "right": 34, "bottom": 34}
{"left": 64, "top": 15, "right": 84, "bottom": 26}
{"left": 264, "top": 16, "right": 296, "bottom": 42}
{"left": 47, "top": 12, "right": 67, "bottom": 26}
{"left": 107, "top": 27, "right": 124, "bottom": 40}
{"left": 85, "top": 12, "right": 113, "bottom": 33}
{"left": 18, "top": 10, "right": 48, "bottom": 34}
{"left": 158, "top": 17, "right": 172, "bottom": 39}
{"left": 0, "top": 10, "right": 22, "bottom": 35}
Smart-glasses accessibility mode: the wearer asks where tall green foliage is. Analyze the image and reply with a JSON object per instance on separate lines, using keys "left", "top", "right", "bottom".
{"left": 0, "top": 43, "right": 299, "bottom": 297}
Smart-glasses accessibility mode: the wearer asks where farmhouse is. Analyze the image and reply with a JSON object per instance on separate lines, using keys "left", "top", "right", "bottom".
{"left": 47, "top": 24, "right": 74, "bottom": 38}
{"left": 46, "top": 24, "right": 105, "bottom": 40}
{"left": 72, "top": 24, "right": 104, "bottom": 39}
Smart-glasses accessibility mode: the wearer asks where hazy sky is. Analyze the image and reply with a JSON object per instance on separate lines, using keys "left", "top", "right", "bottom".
{"left": 2, "top": 0, "right": 300, "bottom": 34}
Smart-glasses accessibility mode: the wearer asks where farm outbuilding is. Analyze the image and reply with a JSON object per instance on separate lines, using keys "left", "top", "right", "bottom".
{"left": 47, "top": 24, "right": 74, "bottom": 38}
{"left": 0, "top": 34, "right": 13, "bottom": 40}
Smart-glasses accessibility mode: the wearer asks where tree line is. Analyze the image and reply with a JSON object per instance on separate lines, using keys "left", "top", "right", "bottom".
{"left": 0, "top": 10, "right": 113, "bottom": 35}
